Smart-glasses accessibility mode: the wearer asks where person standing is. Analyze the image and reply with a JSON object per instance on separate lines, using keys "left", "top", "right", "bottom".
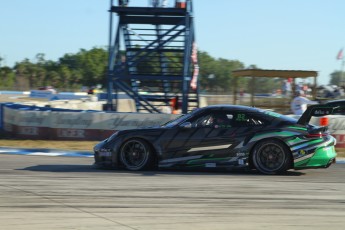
{"left": 290, "top": 90, "right": 318, "bottom": 115}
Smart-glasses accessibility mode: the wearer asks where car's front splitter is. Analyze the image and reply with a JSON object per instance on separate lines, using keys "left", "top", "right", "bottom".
{"left": 294, "top": 146, "right": 337, "bottom": 169}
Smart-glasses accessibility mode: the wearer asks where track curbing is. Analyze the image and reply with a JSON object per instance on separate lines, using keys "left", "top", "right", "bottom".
{"left": 0, "top": 147, "right": 93, "bottom": 158}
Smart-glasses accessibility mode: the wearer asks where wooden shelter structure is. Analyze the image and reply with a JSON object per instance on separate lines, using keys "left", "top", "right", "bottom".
{"left": 232, "top": 69, "right": 318, "bottom": 113}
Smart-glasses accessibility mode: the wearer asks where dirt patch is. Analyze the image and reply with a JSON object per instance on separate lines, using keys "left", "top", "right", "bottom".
{"left": 0, "top": 139, "right": 99, "bottom": 151}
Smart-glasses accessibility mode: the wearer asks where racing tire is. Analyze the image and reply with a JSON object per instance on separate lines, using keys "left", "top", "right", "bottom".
{"left": 252, "top": 140, "right": 291, "bottom": 175}
{"left": 119, "top": 138, "right": 154, "bottom": 171}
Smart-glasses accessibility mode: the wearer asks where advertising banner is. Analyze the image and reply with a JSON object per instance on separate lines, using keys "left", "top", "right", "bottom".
{"left": 2, "top": 104, "right": 178, "bottom": 140}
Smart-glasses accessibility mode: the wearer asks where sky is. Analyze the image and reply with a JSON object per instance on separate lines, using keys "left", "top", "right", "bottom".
{"left": 1, "top": 0, "right": 344, "bottom": 85}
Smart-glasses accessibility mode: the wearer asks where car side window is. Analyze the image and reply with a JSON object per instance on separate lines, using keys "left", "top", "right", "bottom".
{"left": 193, "top": 114, "right": 214, "bottom": 127}
{"left": 191, "top": 111, "right": 234, "bottom": 128}
{"left": 233, "top": 113, "right": 266, "bottom": 127}
{"left": 213, "top": 113, "right": 233, "bottom": 128}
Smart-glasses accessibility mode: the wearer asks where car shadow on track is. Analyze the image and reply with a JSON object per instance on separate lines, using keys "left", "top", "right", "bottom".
{"left": 19, "top": 164, "right": 306, "bottom": 176}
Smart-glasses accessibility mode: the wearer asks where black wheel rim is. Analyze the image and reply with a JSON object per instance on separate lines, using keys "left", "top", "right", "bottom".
{"left": 256, "top": 143, "right": 285, "bottom": 172}
{"left": 120, "top": 140, "right": 148, "bottom": 170}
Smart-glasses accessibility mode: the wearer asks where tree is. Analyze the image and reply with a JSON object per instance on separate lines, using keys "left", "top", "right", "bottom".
{"left": 46, "top": 71, "right": 60, "bottom": 87}
{"left": 14, "top": 59, "right": 33, "bottom": 89}
{"left": 213, "top": 58, "right": 244, "bottom": 92}
{"left": 198, "top": 51, "right": 244, "bottom": 92}
{"left": 330, "top": 71, "right": 344, "bottom": 86}
{"left": 59, "top": 47, "right": 108, "bottom": 87}
{"left": 57, "top": 65, "right": 72, "bottom": 89}
{"left": 0, "top": 66, "right": 15, "bottom": 89}
{"left": 198, "top": 51, "right": 217, "bottom": 91}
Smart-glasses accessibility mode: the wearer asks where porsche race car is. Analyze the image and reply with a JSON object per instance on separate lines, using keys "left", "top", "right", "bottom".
{"left": 94, "top": 104, "right": 337, "bottom": 174}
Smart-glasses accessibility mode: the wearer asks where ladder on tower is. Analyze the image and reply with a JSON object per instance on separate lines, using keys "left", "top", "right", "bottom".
{"left": 106, "top": 0, "right": 199, "bottom": 114}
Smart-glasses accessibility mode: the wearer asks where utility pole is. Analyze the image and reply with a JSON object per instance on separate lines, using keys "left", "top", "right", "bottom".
{"left": 337, "top": 48, "right": 344, "bottom": 87}
{"left": 341, "top": 59, "right": 345, "bottom": 87}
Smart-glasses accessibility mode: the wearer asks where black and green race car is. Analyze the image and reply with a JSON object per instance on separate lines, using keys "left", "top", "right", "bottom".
{"left": 94, "top": 104, "right": 337, "bottom": 174}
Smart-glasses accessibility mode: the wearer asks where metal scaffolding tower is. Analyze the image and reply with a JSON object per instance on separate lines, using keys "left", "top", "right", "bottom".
{"left": 106, "top": 0, "right": 199, "bottom": 113}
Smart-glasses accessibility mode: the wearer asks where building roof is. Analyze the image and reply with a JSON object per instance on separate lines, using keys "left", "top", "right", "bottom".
{"left": 232, "top": 69, "right": 318, "bottom": 78}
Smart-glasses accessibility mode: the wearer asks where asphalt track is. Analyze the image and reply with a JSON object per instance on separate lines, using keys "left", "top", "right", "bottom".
{"left": 0, "top": 154, "right": 345, "bottom": 230}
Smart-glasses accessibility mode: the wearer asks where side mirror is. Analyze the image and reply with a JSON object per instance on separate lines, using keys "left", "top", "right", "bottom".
{"left": 180, "top": 122, "right": 192, "bottom": 129}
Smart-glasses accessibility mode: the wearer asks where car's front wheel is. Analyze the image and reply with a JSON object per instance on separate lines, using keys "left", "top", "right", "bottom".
{"left": 252, "top": 140, "right": 291, "bottom": 175}
{"left": 119, "top": 138, "right": 154, "bottom": 171}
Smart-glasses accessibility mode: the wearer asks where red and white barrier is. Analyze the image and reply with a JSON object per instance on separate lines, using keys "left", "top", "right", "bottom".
{"left": 3, "top": 106, "right": 178, "bottom": 141}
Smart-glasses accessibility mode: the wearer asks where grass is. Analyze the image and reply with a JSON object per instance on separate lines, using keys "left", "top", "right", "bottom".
{"left": 335, "top": 148, "right": 345, "bottom": 158}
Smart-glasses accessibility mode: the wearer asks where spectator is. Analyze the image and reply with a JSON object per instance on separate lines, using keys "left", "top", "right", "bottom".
{"left": 290, "top": 90, "right": 318, "bottom": 115}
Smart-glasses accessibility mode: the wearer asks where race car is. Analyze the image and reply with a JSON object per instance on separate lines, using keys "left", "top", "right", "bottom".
{"left": 93, "top": 104, "right": 337, "bottom": 174}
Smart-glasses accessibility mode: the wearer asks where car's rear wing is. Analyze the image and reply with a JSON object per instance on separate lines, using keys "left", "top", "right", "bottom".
{"left": 297, "top": 104, "right": 339, "bottom": 125}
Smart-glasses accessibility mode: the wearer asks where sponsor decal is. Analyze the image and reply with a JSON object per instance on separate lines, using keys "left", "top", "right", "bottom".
{"left": 236, "top": 152, "right": 246, "bottom": 157}
{"left": 299, "top": 150, "right": 306, "bottom": 155}
{"left": 18, "top": 126, "right": 38, "bottom": 136}
{"left": 313, "top": 109, "right": 331, "bottom": 116}
{"left": 56, "top": 116, "right": 92, "bottom": 127}
{"left": 110, "top": 115, "right": 166, "bottom": 129}
{"left": 58, "top": 129, "right": 85, "bottom": 138}
{"left": 19, "top": 114, "right": 46, "bottom": 125}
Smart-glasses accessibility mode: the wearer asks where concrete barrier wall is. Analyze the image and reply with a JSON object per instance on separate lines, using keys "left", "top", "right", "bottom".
{"left": 2, "top": 104, "right": 178, "bottom": 140}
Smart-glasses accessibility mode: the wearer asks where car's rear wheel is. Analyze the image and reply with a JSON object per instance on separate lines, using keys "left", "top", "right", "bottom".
{"left": 119, "top": 138, "right": 154, "bottom": 171}
{"left": 252, "top": 140, "right": 291, "bottom": 175}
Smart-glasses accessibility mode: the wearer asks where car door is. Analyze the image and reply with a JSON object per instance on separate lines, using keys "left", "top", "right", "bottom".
{"left": 159, "top": 109, "right": 238, "bottom": 167}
